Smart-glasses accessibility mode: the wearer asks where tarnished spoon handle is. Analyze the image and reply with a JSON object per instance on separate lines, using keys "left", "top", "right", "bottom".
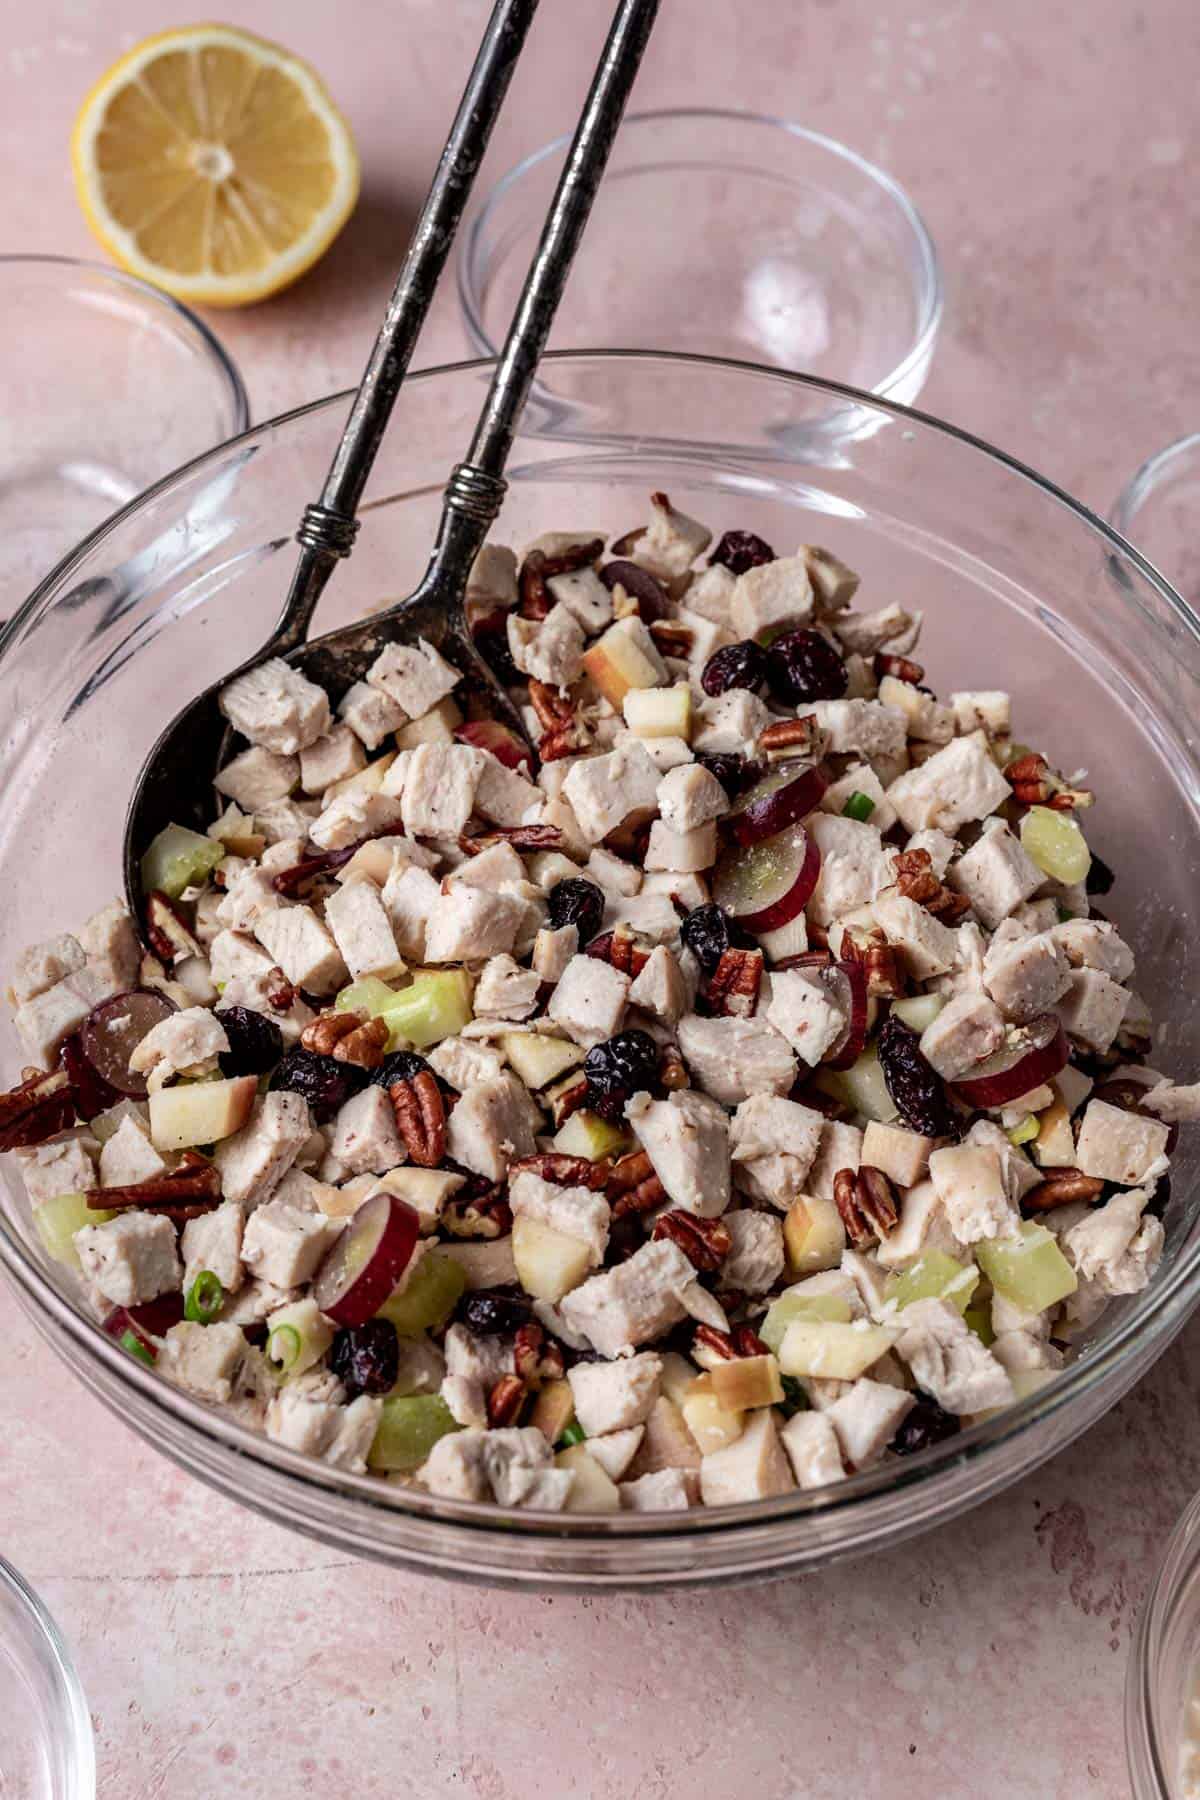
{"left": 427, "top": 0, "right": 662, "bottom": 587}
{"left": 271, "top": 0, "right": 540, "bottom": 654}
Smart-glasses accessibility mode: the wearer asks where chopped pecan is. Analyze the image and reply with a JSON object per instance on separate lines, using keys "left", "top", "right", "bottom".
{"left": 264, "top": 968, "right": 297, "bottom": 1012}
{"left": 486, "top": 1373, "right": 528, "bottom": 1427}
{"left": 648, "top": 620, "right": 694, "bottom": 658}
{"left": 1022, "top": 1167, "right": 1107, "bottom": 1212}
{"left": 442, "top": 1188, "right": 513, "bottom": 1239}
{"left": 834, "top": 1164, "right": 899, "bottom": 1248}
{"left": 842, "top": 928, "right": 906, "bottom": 998}
{"left": 659, "top": 1046, "right": 689, "bottom": 1091}
{"left": 892, "top": 848, "right": 972, "bottom": 923}
{"left": 1006, "top": 751, "right": 1094, "bottom": 812}
{"left": 758, "top": 717, "right": 823, "bottom": 757}
{"left": 91, "top": 1151, "right": 222, "bottom": 1215}
{"left": 332, "top": 1017, "right": 388, "bottom": 1069}
{"left": 606, "top": 1149, "right": 666, "bottom": 1217}
{"left": 507, "top": 1153, "right": 610, "bottom": 1191}
{"left": 519, "top": 539, "right": 605, "bottom": 621}
{"left": 585, "top": 924, "right": 651, "bottom": 977}
{"left": 458, "top": 824, "right": 564, "bottom": 854}
{"left": 0, "top": 1066, "right": 76, "bottom": 1151}
{"left": 388, "top": 1071, "right": 447, "bottom": 1168}
{"left": 144, "top": 890, "right": 202, "bottom": 964}
{"left": 652, "top": 1210, "right": 731, "bottom": 1272}
{"left": 544, "top": 1071, "right": 589, "bottom": 1128}
{"left": 529, "top": 679, "right": 590, "bottom": 760}
{"left": 774, "top": 949, "right": 834, "bottom": 972}
{"left": 702, "top": 946, "right": 763, "bottom": 1018}
{"left": 302, "top": 1009, "right": 366, "bottom": 1056}
{"left": 693, "top": 1321, "right": 770, "bottom": 1363}
{"left": 874, "top": 651, "right": 925, "bottom": 685}
{"left": 512, "top": 1321, "right": 565, "bottom": 1389}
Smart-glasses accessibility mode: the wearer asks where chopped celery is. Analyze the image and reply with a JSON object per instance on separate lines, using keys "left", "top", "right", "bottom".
{"left": 141, "top": 822, "right": 224, "bottom": 899}
{"left": 976, "top": 1222, "right": 1077, "bottom": 1312}
{"left": 382, "top": 970, "right": 473, "bottom": 1049}
{"left": 376, "top": 1252, "right": 465, "bottom": 1337}
{"left": 336, "top": 977, "right": 401, "bottom": 1017}
{"left": 367, "top": 1394, "right": 461, "bottom": 1472}
{"left": 963, "top": 1303, "right": 995, "bottom": 1346}
{"left": 1019, "top": 806, "right": 1091, "bottom": 886}
{"left": 760, "top": 1290, "right": 853, "bottom": 1354}
{"left": 842, "top": 790, "right": 875, "bottom": 823}
{"left": 552, "top": 1110, "right": 630, "bottom": 1160}
{"left": 558, "top": 1420, "right": 587, "bottom": 1448}
{"left": 885, "top": 1250, "right": 979, "bottom": 1315}
{"left": 1007, "top": 1115, "right": 1039, "bottom": 1147}
{"left": 890, "top": 993, "right": 945, "bottom": 1033}
{"left": 817, "top": 1043, "right": 897, "bottom": 1123}
{"left": 34, "top": 1192, "right": 114, "bottom": 1268}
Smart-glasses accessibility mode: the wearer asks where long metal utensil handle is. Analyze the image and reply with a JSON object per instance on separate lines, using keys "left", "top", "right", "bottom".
{"left": 272, "top": 0, "right": 539, "bottom": 652}
{"left": 432, "top": 0, "right": 661, "bottom": 551}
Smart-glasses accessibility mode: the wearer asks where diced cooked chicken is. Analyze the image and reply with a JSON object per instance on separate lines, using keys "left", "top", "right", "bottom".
{"left": 445, "top": 1073, "right": 539, "bottom": 1182}
{"left": 323, "top": 880, "right": 404, "bottom": 981}
{"left": 625, "top": 1089, "right": 731, "bottom": 1217}
{"left": 1049, "top": 917, "right": 1135, "bottom": 983}
{"left": 329, "top": 1087, "right": 405, "bottom": 1177}
{"left": 656, "top": 763, "right": 727, "bottom": 834}
{"left": 644, "top": 820, "right": 716, "bottom": 874}
{"left": 629, "top": 492, "right": 712, "bottom": 582}
{"left": 508, "top": 1171, "right": 610, "bottom": 1264}
{"left": 819, "top": 764, "right": 898, "bottom": 833}
{"left": 1056, "top": 967, "right": 1131, "bottom": 1052}
{"left": 886, "top": 733, "right": 1011, "bottom": 834}
{"left": 420, "top": 1426, "right": 570, "bottom": 1508}
{"left": 692, "top": 690, "right": 771, "bottom": 753}
{"left": 806, "top": 1121, "right": 865, "bottom": 1200}
{"left": 807, "top": 814, "right": 894, "bottom": 927}
{"left": 948, "top": 822, "right": 1043, "bottom": 929}
{"left": 337, "top": 680, "right": 406, "bottom": 751}
{"left": 13, "top": 979, "right": 92, "bottom": 1069}
{"left": 765, "top": 967, "right": 849, "bottom": 1067}
{"left": 567, "top": 1354, "right": 663, "bottom": 1436}
{"left": 365, "top": 638, "right": 460, "bottom": 720}
{"left": 809, "top": 699, "right": 906, "bottom": 766}
{"left": 11, "top": 933, "right": 87, "bottom": 1006}
{"left": 213, "top": 1092, "right": 313, "bottom": 1207}
{"left": 676, "top": 1014, "right": 796, "bottom": 1106}
{"left": 181, "top": 1202, "right": 246, "bottom": 1294}
{"left": 422, "top": 884, "right": 524, "bottom": 964}
{"left": 546, "top": 954, "right": 630, "bottom": 1047}
{"left": 241, "top": 1201, "right": 343, "bottom": 1288}
{"left": 874, "top": 1178, "right": 960, "bottom": 1270}
{"left": 219, "top": 657, "right": 330, "bottom": 754}
{"left": 918, "top": 991, "right": 1005, "bottom": 1080}
{"left": 627, "top": 945, "right": 688, "bottom": 1026}
{"left": 780, "top": 1410, "right": 845, "bottom": 1489}
{"left": 472, "top": 953, "right": 541, "bottom": 1021}
{"left": 99, "top": 1115, "right": 168, "bottom": 1188}
{"left": 298, "top": 724, "right": 367, "bottom": 795}
{"left": 128, "top": 1006, "right": 229, "bottom": 1083}
{"left": 562, "top": 741, "right": 661, "bottom": 844}
{"left": 699, "top": 1410, "right": 794, "bottom": 1506}
{"left": 730, "top": 555, "right": 814, "bottom": 639}
{"left": 895, "top": 1297, "right": 1014, "bottom": 1414}
{"left": 728, "top": 1095, "right": 824, "bottom": 1208}
{"left": 721, "top": 1210, "right": 785, "bottom": 1292}
{"left": 1143, "top": 1080, "right": 1200, "bottom": 1124}
{"left": 927, "top": 1143, "right": 1018, "bottom": 1246}
{"left": 826, "top": 1378, "right": 914, "bottom": 1469}
{"left": 159, "top": 1321, "right": 254, "bottom": 1404}
{"left": 214, "top": 745, "right": 299, "bottom": 812}
{"left": 873, "top": 893, "right": 960, "bottom": 980}
{"left": 831, "top": 604, "right": 916, "bottom": 655}
{"left": 216, "top": 867, "right": 286, "bottom": 933}
{"left": 466, "top": 541, "right": 518, "bottom": 610}
{"left": 253, "top": 904, "right": 347, "bottom": 995}
{"left": 265, "top": 1387, "right": 382, "bottom": 1473}
{"left": 1063, "top": 1186, "right": 1163, "bottom": 1295}
{"left": 17, "top": 1131, "right": 97, "bottom": 1204}
{"left": 560, "top": 1239, "right": 695, "bottom": 1356}
{"left": 619, "top": 1468, "right": 696, "bottom": 1511}
{"left": 396, "top": 744, "right": 486, "bottom": 838}
{"left": 474, "top": 758, "right": 544, "bottom": 829}
{"left": 380, "top": 863, "right": 440, "bottom": 962}
{"left": 507, "top": 604, "right": 585, "bottom": 687}
{"left": 1073, "top": 1099, "right": 1169, "bottom": 1186}
{"left": 76, "top": 1211, "right": 182, "bottom": 1306}
{"left": 983, "top": 930, "right": 1072, "bottom": 1023}
{"left": 547, "top": 565, "right": 613, "bottom": 632}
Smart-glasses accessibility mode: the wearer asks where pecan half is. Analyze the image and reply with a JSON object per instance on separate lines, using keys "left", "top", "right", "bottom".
{"left": 144, "top": 890, "right": 202, "bottom": 964}
{"left": 264, "top": 968, "right": 297, "bottom": 1012}
{"left": 389, "top": 1071, "right": 447, "bottom": 1168}
{"left": 648, "top": 620, "right": 694, "bottom": 658}
{"left": 606, "top": 1149, "right": 666, "bottom": 1217}
{"left": 512, "top": 1321, "right": 565, "bottom": 1389}
{"left": 1022, "top": 1167, "right": 1106, "bottom": 1212}
{"left": 442, "top": 1190, "right": 512, "bottom": 1239}
{"left": 874, "top": 651, "right": 925, "bottom": 685}
{"left": 586, "top": 924, "right": 651, "bottom": 977}
{"left": 758, "top": 717, "right": 823, "bottom": 757}
{"left": 693, "top": 1321, "right": 770, "bottom": 1363}
{"left": 458, "top": 824, "right": 564, "bottom": 854}
{"left": 841, "top": 927, "right": 906, "bottom": 999}
{"left": 333, "top": 1017, "right": 388, "bottom": 1069}
{"left": 507, "top": 1152, "right": 610, "bottom": 1190}
{"left": 892, "top": 848, "right": 972, "bottom": 923}
{"left": 652, "top": 1210, "right": 731, "bottom": 1272}
{"left": 834, "top": 1164, "right": 899, "bottom": 1248}
{"left": 774, "top": 949, "right": 834, "bottom": 972}
{"left": 302, "top": 1009, "right": 366, "bottom": 1056}
{"left": 659, "top": 1046, "right": 689, "bottom": 1091}
{"left": 528, "top": 680, "right": 591, "bottom": 761}
{"left": 1006, "top": 751, "right": 1094, "bottom": 812}
{"left": 519, "top": 539, "right": 605, "bottom": 621}
{"left": 544, "top": 1071, "right": 588, "bottom": 1128}
{"left": 91, "top": 1151, "right": 222, "bottom": 1215}
{"left": 0, "top": 1067, "right": 76, "bottom": 1151}
{"left": 703, "top": 946, "right": 763, "bottom": 1018}
{"left": 486, "top": 1373, "right": 528, "bottom": 1427}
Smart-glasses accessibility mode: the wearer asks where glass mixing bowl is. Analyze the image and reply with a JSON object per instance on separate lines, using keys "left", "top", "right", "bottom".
{"left": 1111, "top": 432, "right": 1200, "bottom": 615}
{"left": 0, "top": 1557, "right": 94, "bottom": 1798}
{"left": 1, "top": 351, "right": 1198, "bottom": 1592}
{"left": 1128, "top": 1489, "right": 1200, "bottom": 1798}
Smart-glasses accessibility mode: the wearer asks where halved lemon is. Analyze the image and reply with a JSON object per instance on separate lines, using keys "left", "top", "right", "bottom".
{"left": 71, "top": 24, "right": 360, "bottom": 307}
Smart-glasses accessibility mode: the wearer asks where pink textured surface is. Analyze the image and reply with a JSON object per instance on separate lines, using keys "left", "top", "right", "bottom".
{"left": 2, "top": 0, "right": 1198, "bottom": 1791}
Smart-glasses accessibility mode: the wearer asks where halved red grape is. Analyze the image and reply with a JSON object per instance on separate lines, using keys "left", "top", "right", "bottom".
{"left": 456, "top": 720, "right": 533, "bottom": 774}
{"left": 823, "top": 960, "right": 869, "bottom": 1071}
{"left": 80, "top": 990, "right": 177, "bottom": 1100}
{"left": 61, "top": 1032, "right": 122, "bottom": 1120}
{"left": 312, "top": 1191, "right": 419, "bottom": 1327}
{"left": 728, "top": 760, "right": 828, "bottom": 847}
{"left": 952, "top": 1015, "right": 1069, "bottom": 1109}
{"left": 712, "top": 822, "right": 821, "bottom": 932}
{"left": 102, "top": 1305, "right": 170, "bottom": 1361}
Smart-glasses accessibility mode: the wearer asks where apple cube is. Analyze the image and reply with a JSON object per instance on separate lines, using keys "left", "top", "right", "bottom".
{"left": 710, "top": 1353, "right": 785, "bottom": 1412}
{"left": 501, "top": 1032, "right": 585, "bottom": 1091}
{"left": 782, "top": 1195, "right": 846, "bottom": 1277}
{"left": 556, "top": 1444, "right": 621, "bottom": 1513}
{"left": 818, "top": 1044, "right": 898, "bottom": 1124}
{"left": 376, "top": 1251, "right": 466, "bottom": 1336}
{"left": 368, "top": 1395, "right": 460, "bottom": 1472}
{"left": 890, "top": 993, "right": 945, "bottom": 1033}
{"left": 583, "top": 621, "right": 663, "bottom": 708}
{"left": 148, "top": 1075, "right": 258, "bottom": 1152}
{"left": 759, "top": 1289, "right": 853, "bottom": 1352}
{"left": 884, "top": 1250, "right": 979, "bottom": 1315}
{"left": 681, "top": 1376, "right": 745, "bottom": 1454}
{"left": 552, "top": 1110, "right": 630, "bottom": 1161}
{"left": 323, "top": 749, "right": 397, "bottom": 803}
{"left": 777, "top": 1319, "right": 898, "bottom": 1381}
{"left": 976, "top": 1222, "right": 1077, "bottom": 1312}
{"left": 530, "top": 1378, "right": 576, "bottom": 1445}
{"left": 623, "top": 682, "right": 692, "bottom": 742}
{"left": 512, "top": 1215, "right": 594, "bottom": 1302}
{"left": 1032, "top": 1096, "right": 1076, "bottom": 1167}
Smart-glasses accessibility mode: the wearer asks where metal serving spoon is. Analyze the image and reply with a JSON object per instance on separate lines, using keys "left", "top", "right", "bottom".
{"left": 122, "top": 0, "right": 660, "bottom": 920}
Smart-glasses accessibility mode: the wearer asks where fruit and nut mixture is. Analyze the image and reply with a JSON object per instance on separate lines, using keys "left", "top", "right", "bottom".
{"left": 5, "top": 492, "right": 1198, "bottom": 1513}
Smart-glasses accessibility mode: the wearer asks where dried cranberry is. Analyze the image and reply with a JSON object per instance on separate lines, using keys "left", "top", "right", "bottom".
{"left": 584, "top": 1028, "right": 660, "bottom": 1122}
{"left": 710, "top": 530, "right": 776, "bottom": 575}
{"left": 604, "top": 1213, "right": 644, "bottom": 1264}
{"left": 471, "top": 606, "right": 519, "bottom": 685}
{"left": 696, "top": 751, "right": 762, "bottom": 797}
{"left": 547, "top": 877, "right": 605, "bottom": 942}
{"left": 329, "top": 1319, "right": 400, "bottom": 1398}
{"left": 700, "top": 639, "right": 768, "bottom": 697}
{"left": 459, "top": 1289, "right": 535, "bottom": 1335}
{"left": 218, "top": 1006, "right": 284, "bottom": 1078}
{"left": 766, "top": 628, "right": 848, "bottom": 705}
{"left": 679, "top": 902, "right": 754, "bottom": 975}
{"left": 1085, "top": 852, "right": 1115, "bottom": 897}
{"left": 877, "top": 1017, "right": 960, "bottom": 1140}
{"left": 269, "top": 1046, "right": 368, "bottom": 1123}
{"left": 368, "top": 1050, "right": 433, "bottom": 1089}
{"left": 890, "top": 1395, "right": 961, "bottom": 1456}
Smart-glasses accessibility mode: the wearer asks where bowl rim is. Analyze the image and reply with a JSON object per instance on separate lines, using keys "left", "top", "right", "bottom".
{"left": 455, "top": 106, "right": 944, "bottom": 403}
{"left": 2, "top": 346, "right": 1198, "bottom": 1549}
{"left": 1111, "top": 429, "right": 1200, "bottom": 542}
{"left": 0, "top": 1554, "right": 95, "bottom": 1793}
{"left": 0, "top": 251, "right": 250, "bottom": 440}
{"left": 1129, "top": 1487, "right": 1200, "bottom": 1797}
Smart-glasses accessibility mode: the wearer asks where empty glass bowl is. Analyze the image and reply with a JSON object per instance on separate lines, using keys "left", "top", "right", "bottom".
{"left": 0, "top": 1557, "right": 94, "bottom": 1798}
{"left": 1, "top": 353, "right": 1199, "bottom": 1590}
{"left": 0, "top": 255, "right": 248, "bottom": 614}
{"left": 1128, "top": 1490, "right": 1200, "bottom": 1798}
{"left": 458, "top": 110, "right": 941, "bottom": 405}
{"left": 1111, "top": 433, "right": 1200, "bottom": 613}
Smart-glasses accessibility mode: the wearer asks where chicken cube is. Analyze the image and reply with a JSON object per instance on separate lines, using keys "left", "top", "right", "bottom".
{"left": 819, "top": 764, "right": 898, "bottom": 834}
{"left": 254, "top": 904, "right": 348, "bottom": 995}
{"left": 625, "top": 1088, "right": 731, "bottom": 1217}
{"left": 241, "top": 1200, "right": 344, "bottom": 1288}
{"left": 895, "top": 1297, "right": 1014, "bottom": 1414}
{"left": 809, "top": 699, "right": 907, "bottom": 766}
{"left": 562, "top": 741, "right": 661, "bottom": 844}
{"left": 76, "top": 1211, "right": 182, "bottom": 1306}
{"left": 692, "top": 690, "right": 771, "bottom": 753}
{"left": 1063, "top": 1186, "right": 1162, "bottom": 1295}
{"left": 79, "top": 902, "right": 142, "bottom": 997}
{"left": 656, "top": 762, "right": 727, "bottom": 834}
{"left": 780, "top": 1410, "right": 845, "bottom": 1489}
{"left": 826, "top": 1378, "right": 915, "bottom": 1469}
{"left": 559, "top": 1239, "right": 695, "bottom": 1356}
{"left": 927, "top": 1143, "right": 1017, "bottom": 1246}
{"left": 422, "top": 884, "right": 525, "bottom": 965}
{"left": 567, "top": 1354, "right": 663, "bottom": 1437}
{"left": 874, "top": 1178, "right": 960, "bottom": 1270}
{"left": 213, "top": 1092, "right": 313, "bottom": 1206}
{"left": 323, "top": 880, "right": 404, "bottom": 981}
{"left": 299, "top": 725, "right": 367, "bottom": 794}
{"left": 474, "top": 759, "right": 545, "bottom": 829}
{"left": 918, "top": 991, "right": 1006, "bottom": 1080}
{"left": 628, "top": 945, "right": 689, "bottom": 1026}
{"left": 17, "top": 1132, "right": 97, "bottom": 1204}
{"left": 677, "top": 1014, "right": 796, "bottom": 1106}
{"left": 13, "top": 978, "right": 92, "bottom": 1068}
{"left": 427, "top": 1036, "right": 506, "bottom": 1091}
{"left": 806, "top": 1121, "right": 865, "bottom": 1200}
{"left": 620, "top": 1469, "right": 696, "bottom": 1511}
{"left": 329, "top": 1087, "right": 405, "bottom": 1177}
{"left": 397, "top": 744, "right": 486, "bottom": 838}
{"left": 380, "top": 864, "right": 440, "bottom": 962}
{"left": 730, "top": 555, "right": 814, "bottom": 639}
{"left": 721, "top": 1210, "right": 785, "bottom": 1293}
{"left": 445, "top": 1073, "right": 539, "bottom": 1181}
{"left": 1056, "top": 967, "right": 1131, "bottom": 1052}
{"left": 546, "top": 954, "right": 630, "bottom": 1047}
{"left": 181, "top": 1202, "right": 246, "bottom": 1295}
{"left": 873, "top": 892, "right": 960, "bottom": 979}
{"left": 1074, "top": 1099, "right": 1169, "bottom": 1187}
{"left": 99, "top": 1115, "right": 169, "bottom": 1188}
{"left": 630, "top": 492, "right": 712, "bottom": 581}
{"left": 214, "top": 745, "right": 299, "bottom": 811}
{"left": 508, "top": 1171, "right": 611, "bottom": 1265}
{"left": 1049, "top": 918, "right": 1136, "bottom": 984}
{"left": 699, "top": 1411, "right": 794, "bottom": 1506}
{"left": 472, "top": 953, "right": 541, "bottom": 1021}
{"left": 644, "top": 820, "right": 716, "bottom": 873}
{"left": 806, "top": 814, "right": 894, "bottom": 927}
{"left": 219, "top": 657, "right": 330, "bottom": 753}
{"left": 266, "top": 1387, "right": 382, "bottom": 1473}
{"left": 337, "top": 679, "right": 406, "bottom": 751}
{"left": 546, "top": 565, "right": 613, "bottom": 633}
{"left": 159, "top": 1321, "right": 251, "bottom": 1403}
{"left": 983, "top": 931, "right": 1072, "bottom": 1023}
{"left": 128, "top": 1006, "right": 230, "bottom": 1083}
{"left": 948, "top": 822, "right": 1043, "bottom": 929}
{"left": 366, "top": 638, "right": 460, "bottom": 719}
{"left": 507, "top": 605, "right": 586, "bottom": 688}
{"left": 729, "top": 1095, "right": 824, "bottom": 1208}
{"left": 766, "top": 967, "right": 848, "bottom": 1067}
{"left": 886, "top": 733, "right": 1011, "bottom": 834}
{"left": 10, "top": 933, "right": 86, "bottom": 1005}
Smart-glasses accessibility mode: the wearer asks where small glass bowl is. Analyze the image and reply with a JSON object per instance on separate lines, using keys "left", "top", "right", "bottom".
{"left": 0, "top": 254, "right": 248, "bottom": 611}
{"left": 1111, "top": 433, "right": 1200, "bottom": 613}
{"left": 0, "top": 1557, "right": 94, "bottom": 1798}
{"left": 458, "top": 109, "right": 942, "bottom": 405}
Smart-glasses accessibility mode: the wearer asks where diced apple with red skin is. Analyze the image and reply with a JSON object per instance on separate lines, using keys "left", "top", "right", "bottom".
{"left": 729, "top": 760, "right": 828, "bottom": 847}
{"left": 312, "top": 1191, "right": 419, "bottom": 1326}
{"left": 456, "top": 719, "right": 532, "bottom": 774}
{"left": 148, "top": 1075, "right": 258, "bottom": 1151}
{"left": 712, "top": 822, "right": 821, "bottom": 931}
{"left": 952, "top": 1015, "right": 1068, "bottom": 1109}
{"left": 582, "top": 622, "right": 662, "bottom": 708}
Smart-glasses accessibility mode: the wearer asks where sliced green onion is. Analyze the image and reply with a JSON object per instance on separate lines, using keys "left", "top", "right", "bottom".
{"left": 119, "top": 1328, "right": 155, "bottom": 1367}
{"left": 267, "top": 1324, "right": 303, "bottom": 1373}
{"left": 184, "top": 1269, "right": 224, "bottom": 1325}
{"left": 842, "top": 790, "right": 875, "bottom": 823}
{"left": 558, "top": 1420, "right": 587, "bottom": 1448}
{"left": 1007, "top": 1116, "right": 1039, "bottom": 1147}
{"left": 1055, "top": 902, "right": 1073, "bottom": 923}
